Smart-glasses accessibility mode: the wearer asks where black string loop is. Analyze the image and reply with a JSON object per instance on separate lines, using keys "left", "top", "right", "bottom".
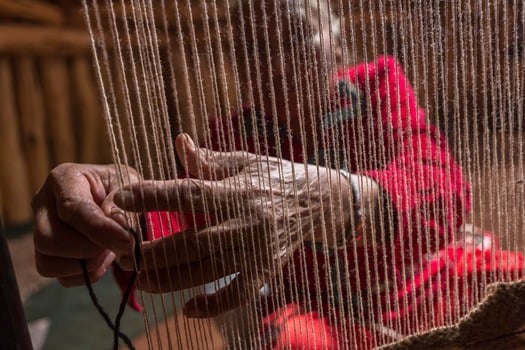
{"left": 81, "top": 228, "right": 141, "bottom": 350}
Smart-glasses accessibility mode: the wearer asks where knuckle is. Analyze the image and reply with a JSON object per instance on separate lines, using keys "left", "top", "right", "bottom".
{"left": 49, "top": 163, "right": 89, "bottom": 192}
{"left": 56, "top": 198, "right": 78, "bottom": 223}
{"left": 201, "top": 148, "right": 215, "bottom": 161}
{"left": 181, "top": 179, "right": 205, "bottom": 200}
{"left": 49, "top": 163, "right": 75, "bottom": 182}
{"left": 181, "top": 177, "right": 200, "bottom": 190}
{"left": 57, "top": 197, "right": 93, "bottom": 225}
{"left": 33, "top": 229, "right": 54, "bottom": 255}
{"left": 32, "top": 163, "right": 80, "bottom": 211}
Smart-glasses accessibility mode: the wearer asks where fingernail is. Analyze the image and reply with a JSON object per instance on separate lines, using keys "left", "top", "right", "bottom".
{"left": 109, "top": 206, "right": 127, "bottom": 226}
{"left": 103, "top": 252, "right": 116, "bottom": 270}
{"left": 110, "top": 207, "right": 125, "bottom": 216}
{"left": 183, "top": 133, "right": 196, "bottom": 150}
{"left": 113, "top": 190, "right": 134, "bottom": 207}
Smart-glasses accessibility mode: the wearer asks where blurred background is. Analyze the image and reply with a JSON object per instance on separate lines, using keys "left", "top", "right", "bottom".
{"left": 0, "top": 0, "right": 524, "bottom": 349}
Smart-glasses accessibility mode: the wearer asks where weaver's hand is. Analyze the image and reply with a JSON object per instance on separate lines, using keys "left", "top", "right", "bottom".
{"left": 116, "top": 134, "right": 352, "bottom": 318}
{"left": 32, "top": 163, "right": 139, "bottom": 287}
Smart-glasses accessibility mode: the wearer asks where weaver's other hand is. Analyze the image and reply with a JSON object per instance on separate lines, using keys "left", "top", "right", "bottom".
{"left": 32, "top": 163, "right": 139, "bottom": 287}
{"left": 115, "top": 134, "right": 352, "bottom": 318}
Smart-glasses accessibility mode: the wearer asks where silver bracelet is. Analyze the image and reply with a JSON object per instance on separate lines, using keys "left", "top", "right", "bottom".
{"left": 338, "top": 169, "right": 363, "bottom": 245}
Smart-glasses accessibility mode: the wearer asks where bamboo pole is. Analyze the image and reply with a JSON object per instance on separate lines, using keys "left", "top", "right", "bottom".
{"left": 0, "top": 25, "right": 169, "bottom": 56}
{"left": 0, "top": 25, "right": 91, "bottom": 56}
{"left": 0, "top": 58, "right": 32, "bottom": 225}
{"left": 71, "top": 56, "right": 103, "bottom": 164}
{"left": 40, "top": 57, "right": 76, "bottom": 164}
{"left": 0, "top": 0, "right": 64, "bottom": 25}
{"left": 15, "top": 57, "right": 51, "bottom": 193}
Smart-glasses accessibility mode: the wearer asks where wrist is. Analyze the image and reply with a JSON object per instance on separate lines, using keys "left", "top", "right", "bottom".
{"left": 349, "top": 174, "right": 382, "bottom": 247}
{"left": 336, "top": 170, "right": 363, "bottom": 247}
{"left": 309, "top": 168, "right": 358, "bottom": 246}
{"left": 310, "top": 171, "right": 381, "bottom": 248}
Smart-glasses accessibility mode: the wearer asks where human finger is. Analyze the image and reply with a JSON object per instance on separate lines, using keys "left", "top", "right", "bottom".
{"left": 46, "top": 170, "right": 133, "bottom": 255}
{"left": 33, "top": 204, "right": 106, "bottom": 259}
{"left": 113, "top": 178, "right": 251, "bottom": 214}
{"left": 175, "top": 133, "right": 256, "bottom": 180}
{"left": 119, "top": 219, "right": 251, "bottom": 271}
{"left": 136, "top": 251, "right": 241, "bottom": 293}
{"left": 35, "top": 250, "right": 115, "bottom": 279}
{"left": 54, "top": 196, "right": 133, "bottom": 255}
{"left": 183, "top": 272, "right": 264, "bottom": 318}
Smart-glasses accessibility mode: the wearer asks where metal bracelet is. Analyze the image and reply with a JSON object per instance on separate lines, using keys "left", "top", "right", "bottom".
{"left": 338, "top": 169, "right": 363, "bottom": 245}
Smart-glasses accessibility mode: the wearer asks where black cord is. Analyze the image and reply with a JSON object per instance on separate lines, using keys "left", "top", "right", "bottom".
{"left": 113, "top": 228, "right": 142, "bottom": 350}
{"left": 81, "top": 228, "right": 141, "bottom": 350}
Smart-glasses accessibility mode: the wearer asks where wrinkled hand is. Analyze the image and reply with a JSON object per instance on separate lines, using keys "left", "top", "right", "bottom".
{"left": 32, "top": 163, "right": 139, "bottom": 287}
{"left": 116, "top": 134, "right": 351, "bottom": 318}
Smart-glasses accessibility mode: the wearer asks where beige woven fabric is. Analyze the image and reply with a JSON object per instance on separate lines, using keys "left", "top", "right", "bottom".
{"left": 379, "top": 280, "right": 525, "bottom": 349}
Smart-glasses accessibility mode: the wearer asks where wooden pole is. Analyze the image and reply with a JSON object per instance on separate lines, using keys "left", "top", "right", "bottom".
{"left": 40, "top": 57, "right": 77, "bottom": 164}
{"left": 0, "top": 25, "right": 169, "bottom": 56}
{"left": 71, "top": 56, "right": 104, "bottom": 164}
{"left": 0, "top": 25, "right": 91, "bottom": 56}
{"left": 0, "top": 0, "right": 64, "bottom": 26}
{"left": 15, "top": 57, "right": 51, "bottom": 193}
{"left": 0, "top": 58, "right": 32, "bottom": 225}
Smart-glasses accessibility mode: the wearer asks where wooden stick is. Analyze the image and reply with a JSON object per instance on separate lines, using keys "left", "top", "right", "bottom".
{"left": 0, "top": 0, "right": 64, "bottom": 25}
{"left": 71, "top": 56, "right": 103, "bottom": 164}
{"left": 40, "top": 57, "right": 77, "bottom": 164}
{"left": 0, "top": 58, "right": 32, "bottom": 225}
{"left": 15, "top": 57, "right": 51, "bottom": 193}
{"left": 0, "top": 25, "right": 169, "bottom": 56}
{"left": 0, "top": 25, "right": 90, "bottom": 56}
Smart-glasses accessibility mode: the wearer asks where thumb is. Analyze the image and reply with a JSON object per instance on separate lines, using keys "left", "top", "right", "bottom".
{"left": 175, "top": 133, "right": 201, "bottom": 177}
{"left": 175, "top": 133, "right": 255, "bottom": 180}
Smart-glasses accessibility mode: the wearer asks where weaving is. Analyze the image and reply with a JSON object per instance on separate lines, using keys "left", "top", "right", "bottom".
{"left": 35, "top": 0, "right": 525, "bottom": 348}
